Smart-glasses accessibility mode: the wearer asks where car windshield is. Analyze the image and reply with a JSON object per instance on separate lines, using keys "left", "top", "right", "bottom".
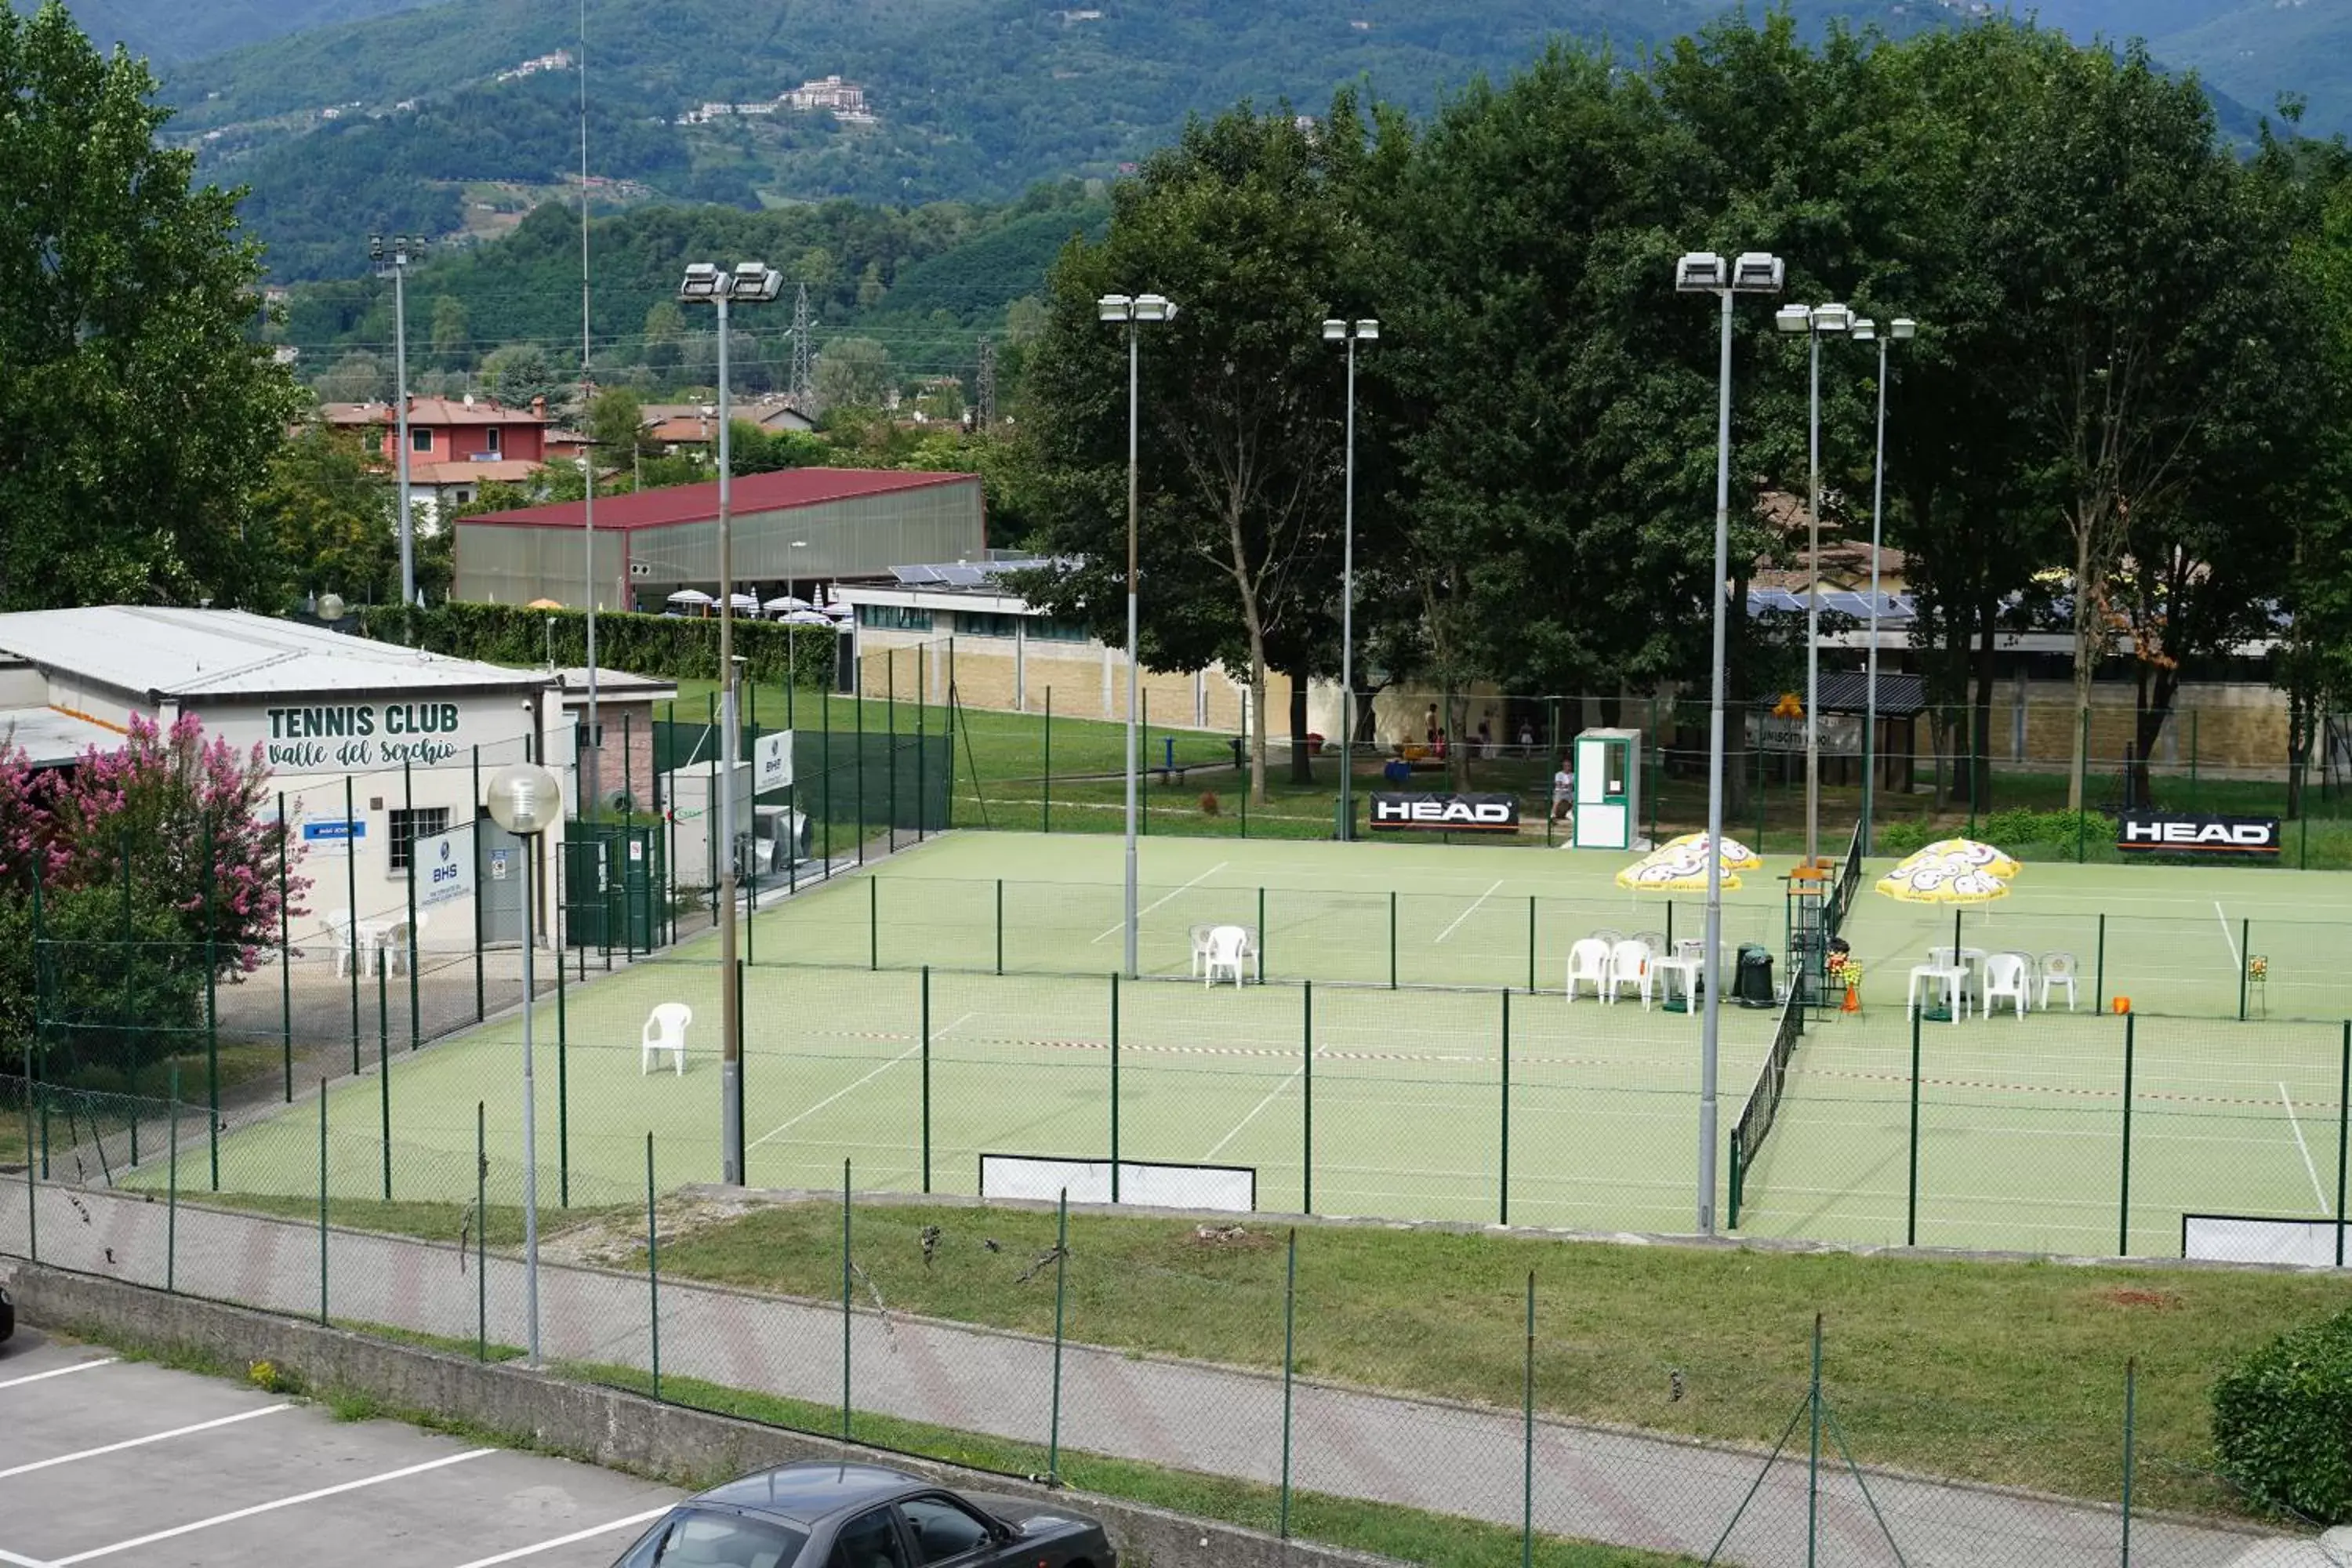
{"left": 621, "top": 1508, "right": 810, "bottom": 1568}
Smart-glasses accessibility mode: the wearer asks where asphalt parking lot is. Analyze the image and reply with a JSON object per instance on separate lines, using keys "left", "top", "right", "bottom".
{"left": 0, "top": 1326, "right": 684, "bottom": 1567}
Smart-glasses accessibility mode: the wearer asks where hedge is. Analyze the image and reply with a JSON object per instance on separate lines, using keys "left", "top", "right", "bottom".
{"left": 354, "top": 602, "right": 837, "bottom": 688}
{"left": 2212, "top": 1306, "right": 2352, "bottom": 1523}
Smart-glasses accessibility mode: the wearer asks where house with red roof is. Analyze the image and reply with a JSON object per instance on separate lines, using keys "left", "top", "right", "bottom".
{"left": 320, "top": 394, "right": 557, "bottom": 520}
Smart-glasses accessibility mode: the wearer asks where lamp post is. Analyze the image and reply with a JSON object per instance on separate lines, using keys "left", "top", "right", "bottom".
{"left": 1097, "top": 292, "right": 1178, "bottom": 979}
{"left": 1773, "top": 299, "right": 1853, "bottom": 872}
{"left": 1322, "top": 317, "right": 1379, "bottom": 841}
{"left": 370, "top": 234, "right": 416, "bottom": 609}
{"left": 788, "top": 539, "right": 810, "bottom": 606}
{"left": 681, "top": 260, "right": 783, "bottom": 1185}
{"left": 1676, "top": 249, "right": 1784, "bottom": 1237}
{"left": 485, "top": 758, "right": 562, "bottom": 1367}
{"left": 1852, "top": 317, "right": 1916, "bottom": 857}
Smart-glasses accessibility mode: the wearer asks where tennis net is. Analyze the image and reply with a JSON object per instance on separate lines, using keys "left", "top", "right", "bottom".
{"left": 1728, "top": 983, "right": 1806, "bottom": 1228}
{"left": 1824, "top": 817, "right": 1864, "bottom": 940}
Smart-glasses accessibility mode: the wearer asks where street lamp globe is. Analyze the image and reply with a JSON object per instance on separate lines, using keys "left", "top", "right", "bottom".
{"left": 486, "top": 763, "right": 563, "bottom": 838}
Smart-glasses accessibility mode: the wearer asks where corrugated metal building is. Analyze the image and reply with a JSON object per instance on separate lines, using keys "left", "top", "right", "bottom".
{"left": 453, "top": 468, "right": 986, "bottom": 611}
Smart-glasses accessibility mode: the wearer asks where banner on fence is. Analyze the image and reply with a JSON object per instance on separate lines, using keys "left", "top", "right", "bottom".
{"left": 1368, "top": 792, "right": 1521, "bottom": 834}
{"left": 416, "top": 823, "right": 476, "bottom": 909}
{"left": 2118, "top": 812, "right": 2281, "bottom": 858}
{"left": 753, "top": 729, "right": 795, "bottom": 793}
{"left": 978, "top": 1152, "right": 1255, "bottom": 1212}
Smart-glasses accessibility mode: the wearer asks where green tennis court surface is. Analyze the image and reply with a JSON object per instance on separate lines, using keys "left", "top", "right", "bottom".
{"left": 165, "top": 832, "right": 2352, "bottom": 1258}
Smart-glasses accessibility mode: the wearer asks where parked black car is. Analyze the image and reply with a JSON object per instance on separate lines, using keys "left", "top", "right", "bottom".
{"left": 0, "top": 1282, "right": 13, "bottom": 1342}
{"left": 611, "top": 1461, "right": 1116, "bottom": 1568}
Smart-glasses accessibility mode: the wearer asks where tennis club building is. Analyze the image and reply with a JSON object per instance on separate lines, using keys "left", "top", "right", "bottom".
{"left": 0, "top": 606, "right": 569, "bottom": 947}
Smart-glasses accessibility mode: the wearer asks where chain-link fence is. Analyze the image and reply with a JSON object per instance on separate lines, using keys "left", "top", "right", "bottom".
{"left": 0, "top": 1112, "right": 2309, "bottom": 1566}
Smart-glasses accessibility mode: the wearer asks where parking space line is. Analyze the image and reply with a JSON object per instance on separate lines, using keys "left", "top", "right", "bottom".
{"left": 0, "top": 1403, "right": 292, "bottom": 1481}
{"left": 49, "top": 1448, "right": 496, "bottom": 1564}
{"left": 449, "top": 1507, "right": 675, "bottom": 1567}
{"left": 0, "top": 1360, "right": 117, "bottom": 1392}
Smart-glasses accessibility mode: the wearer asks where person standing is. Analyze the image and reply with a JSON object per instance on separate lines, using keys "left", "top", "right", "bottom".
{"left": 1552, "top": 755, "right": 1576, "bottom": 823}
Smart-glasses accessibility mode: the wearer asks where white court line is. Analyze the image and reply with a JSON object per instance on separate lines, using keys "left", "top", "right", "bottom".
{"left": 1091, "top": 862, "right": 1229, "bottom": 942}
{"left": 2281, "top": 1082, "right": 2331, "bottom": 1214}
{"left": 0, "top": 1360, "right": 116, "bottom": 1392}
{"left": 1204, "top": 1066, "right": 1305, "bottom": 1160}
{"left": 1434, "top": 880, "right": 1505, "bottom": 944}
{"left": 748, "top": 1012, "right": 972, "bottom": 1152}
{"left": 0, "top": 1547, "right": 52, "bottom": 1567}
{"left": 0, "top": 1403, "right": 291, "bottom": 1481}
{"left": 2216, "top": 901, "right": 2241, "bottom": 971}
{"left": 50, "top": 1448, "right": 495, "bottom": 1565}
{"left": 449, "top": 1507, "right": 676, "bottom": 1567}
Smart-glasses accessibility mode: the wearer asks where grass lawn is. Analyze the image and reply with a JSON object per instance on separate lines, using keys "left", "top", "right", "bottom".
{"left": 212, "top": 1186, "right": 2344, "bottom": 1519}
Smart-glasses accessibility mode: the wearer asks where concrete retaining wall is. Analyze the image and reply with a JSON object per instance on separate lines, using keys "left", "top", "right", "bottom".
{"left": 5, "top": 1262, "right": 1398, "bottom": 1568}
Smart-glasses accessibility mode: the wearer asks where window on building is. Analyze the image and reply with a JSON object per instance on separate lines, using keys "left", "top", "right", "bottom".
{"left": 410, "top": 427, "right": 433, "bottom": 453}
{"left": 1030, "top": 618, "right": 1092, "bottom": 643}
{"left": 387, "top": 807, "right": 452, "bottom": 873}
{"left": 481, "top": 426, "right": 503, "bottom": 458}
{"left": 857, "top": 604, "right": 934, "bottom": 632}
{"left": 955, "top": 611, "right": 1018, "bottom": 638}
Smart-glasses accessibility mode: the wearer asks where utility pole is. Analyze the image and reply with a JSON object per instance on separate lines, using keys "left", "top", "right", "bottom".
{"left": 371, "top": 234, "right": 416, "bottom": 609}
{"left": 975, "top": 336, "right": 997, "bottom": 430}
{"left": 789, "top": 282, "right": 815, "bottom": 412}
{"left": 576, "top": 0, "right": 599, "bottom": 815}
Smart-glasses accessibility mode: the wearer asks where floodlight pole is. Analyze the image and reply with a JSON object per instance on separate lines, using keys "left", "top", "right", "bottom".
{"left": 373, "top": 235, "right": 416, "bottom": 610}
{"left": 1860, "top": 319, "right": 1914, "bottom": 858}
{"left": 1805, "top": 321, "right": 1822, "bottom": 871}
{"left": 1327, "top": 320, "right": 1377, "bottom": 841}
{"left": 520, "top": 838, "right": 541, "bottom": 1364}
{"left": 715, "top": 287, "right": 743, "bottom": 1185}
{"left": 1099, "top": 294, "right": 1174, "bottom": 978}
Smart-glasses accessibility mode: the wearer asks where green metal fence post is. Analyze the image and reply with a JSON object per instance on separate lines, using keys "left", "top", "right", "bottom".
{"left": 840, "top": 1158, "right": 853, "bottom": 1441}
{"left": 2120, "top": 1011, "right": 2136, "bottom": 1257}
{"left": 2338, "top": 1020, "right": 2350, "bottom": 1269}
{"left": 1500, "top": 989, "right": 1512, "bottom": 1225}
{"left": 995, "top": 880, "right": 1004, "bottom": 976}
{"left": 347, "top": 775, "right": 361, "bottom": 1074}
{"left": 734, "top": 960, "right": 746, "bottom": 1189}
{"left": 920, "top": 966, "right": 932, "bottom": 1194}
{"left": 1109, "top": 973, "right": 1121, "bottom": 1202}
{"left": 648, "top": 1131, "right": 662, "bottom": 1401}
{"left": 1279, "top": 1227, "right": 1298, "bottom": 1541}
{"left": 202, "top": 814, "right": 219, "bottom": 1189}
{"left": 379, "top": 957, "right": 392, "bottom": 1202}
{"left": 167, "top": 1063, "right": 179, "bottom": 1292}
{"left": 1522, "top": 1271, "right": 1537, "bottom": 1568}
{"left": 886, "top": 652, "right": 898, "bottom": 855}
{"left": 318, "top": 1080, "right": 329, "bottom": 1326}
{"left": 279, "top": 791, "right": 292, "bottom": 1102}
{"left": 1257, "top": 887, "right": 1266, "bottom": 984}
{"left": 472, "top": 747, "right": 487, "bottom": 1023}
{"left": 1048, "top": 1188, "right": 1069, "bottom": 1484}
{"left": 1807, "top": 1314, "right": 1824, "bottom": 1567}
{"left": 1526, "top": 895, "right": 1537, "bottom": 994}
{"left": 855, "top": 676, "right": 866, "bottom": 867}
{"left": 1042, "top": 687, "right": 1052, "bottom": 833}
{"left": 916, "top": 645, "right": 927, "bottom": 844}
{"left": 2096, "top": 913, "right": 2107, "bottom": 1012}
{"left": 2189, "top": 710, "right": 2200, "bottom": 811}
{"left": 2121, "top": 1358, "right": 2137, "bottom": 1566}
{"left": 869, "top": 877, "right": 878, "bottom": 971}
{"left": 1140, "top": 688, "right": 1149, "bottom": 839}
{"left": 2238, "top": 918, "right": 2251, "bottom": 1022}
{"left": 2077, "top": 708, "right": 2091, "bottom": 863}
{"left": 1907, "top": 1006, "right": 1922, "bottom": 1246}
{"left": 476, "top": 1100, "right": 486, "bottom": 1361}
{"left": 404, "top": 758, "right": 420, "bottom": 1047}
{"left": 1388, "top": 891, "right": 1397, "bottom": 989}
{"left": 1302, "top": 980, "right": 1314, "bottom": 1215}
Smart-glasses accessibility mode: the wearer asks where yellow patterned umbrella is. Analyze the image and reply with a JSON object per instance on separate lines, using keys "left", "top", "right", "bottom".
{"left": 1890, "top": 837, "right": 2021, "bottom": 880}
{"left": 1873, "top": 858, "right": 2009, "bottom": 905}
{"left": 1616, "top": 833, "right": 1760, "bottom": 892}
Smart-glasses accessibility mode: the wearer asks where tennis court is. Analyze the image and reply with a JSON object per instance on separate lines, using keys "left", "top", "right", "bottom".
{"left": 156, "top": 829, "right": 2352, "bottom": 1257}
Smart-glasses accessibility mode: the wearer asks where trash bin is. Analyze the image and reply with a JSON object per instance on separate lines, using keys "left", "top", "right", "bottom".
{"left": 1734, "top": 944, "right": 1777, "bottom": 1008}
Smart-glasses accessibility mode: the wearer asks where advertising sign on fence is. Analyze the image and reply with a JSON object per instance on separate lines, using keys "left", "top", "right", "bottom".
{"left": 416, "top": 824, "right": 476, "bottom": 909}
{"left": 1369, "top": 792, "right": 1522, "bottom": 833}
{"left": 2117, "top": 812, "right": 2281, "bottom": 858}
{"left": 299, "top": 816, "right": 364, "bottom": 855}
{"left": 753, "top": 729, "right": 795, "bottom": 793}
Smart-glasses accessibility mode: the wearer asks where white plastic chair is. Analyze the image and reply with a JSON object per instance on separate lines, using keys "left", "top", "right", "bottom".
{"left": 641, "top": 1003, "right": 693, "bottom": 1076}
{"left": 1631, "top": 931, "right": 1667, "bottom": 958}
{"left": 1982, "top": 952, "right": 2031, "bottom": 1021}
{"left": 2038, "top": 951, "right": 2079, "bottom": 1012}
{"left": 1566, "top": 938, "right": 1612, "bottom": 1001}
{"left": 1189, "top": 924, "right": 1215, "bottom": 978}
{"left": 1204, "top": 925, "right": 1250, "bottom": 989}
{"left": 1603, "top": 938, "right": 1654, "bottom": 1007}
{"left": 385, "top": 908, "right": 430, "bottom": 975}
{"left": 1590, "top": 928, "right": 1626, "bottom": 947}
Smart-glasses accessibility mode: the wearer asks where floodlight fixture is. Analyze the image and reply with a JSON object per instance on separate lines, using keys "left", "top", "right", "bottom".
{"left": 1098, "top": 292, "right": 1134, "bottom": 321}
{"left": 1776, "top": 303, "right": 1813, "bottom": 333}
{"left": 1675, "top": 252, "right": 1727, "bottom": 292}
{"left": 1851, "top": 318, "right": 1878, "bottom": 343}
{"left": 730, "top": 262, "right": 784, "bottom": 303}
{"left": 1813, "top": 302, "right": 1853, "bottom": 334}
{"left": 1731, "top": 252, "right": 1786, "bottom": 293}
{"left": 679, "top": 263, "right": 726, "bottom": 301}
{"left": 1133, "top": 293, "right": 1177, "bottom": 323}
{"left": 1890, "top": 318, "right": 1918, "bottom": 340}
{"left": 1323, "top": 318, "right": 1348, "bottom": 340}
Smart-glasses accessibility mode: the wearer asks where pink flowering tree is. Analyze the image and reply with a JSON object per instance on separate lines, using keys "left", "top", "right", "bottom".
{"left": 1, "top": 715, "right": 307, "bottom": 1082}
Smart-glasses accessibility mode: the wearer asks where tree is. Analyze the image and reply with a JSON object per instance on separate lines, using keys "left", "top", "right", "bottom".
{"left": 0, "top": 2, "right": 303, "bottom": 610}
{"left": 1022, "top": 104, "right": 1363, "bottom": 800}
{"left": 428, "top": 294, "right": 473, "bottom": 372}
{"left": 249, "top": 426, "right": 402, "bottom": 610}
{"left": 479, "top": 342, "right": 567, "bottom": 408}
{"left": 316, "top": 351, "right": 390, "bottom": 405}
{"left": 642, "top": 300, "right": 687, "bottom": 377}
{"left": 586, "top": 387, "right": 646, "bottom": 471}
{"left": 815, "top": 336, "right": 895, "bottom": 411}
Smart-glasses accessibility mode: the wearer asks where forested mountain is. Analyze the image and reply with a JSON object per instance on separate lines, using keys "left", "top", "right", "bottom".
{"left": 118, "top": 0, "right": 2334, "bottom": 284}
{"left": 6, "top": 0, "right": 437, "bottom": 62}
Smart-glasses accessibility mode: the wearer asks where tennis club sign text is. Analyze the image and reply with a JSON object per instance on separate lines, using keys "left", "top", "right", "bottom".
{"left": 264, "top": 702, "right": 466, "bottom": 768}
{"left": 2117, "top": 812, "right": 2281, "bottom": 858}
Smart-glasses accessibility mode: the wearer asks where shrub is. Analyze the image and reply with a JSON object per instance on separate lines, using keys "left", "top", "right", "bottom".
{"left": 355, "top": 602, "right": 834, "bottom": 688}
{"left": 1980, "top": 807, "right": 2114, "bottom": 848}
{"left": 1875, "top": 819, "right": 1931, "bottom": 856}
{"left": 2212, "top": 1307, "right": 2352, "bottom": 1522}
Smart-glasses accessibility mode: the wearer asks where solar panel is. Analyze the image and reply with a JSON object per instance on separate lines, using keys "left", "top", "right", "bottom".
{"left": 1821, "top": 591, "right": 1873, "bottom": 618}
{"left": 938, "top": 565, "right": 987, "bottom": 588}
